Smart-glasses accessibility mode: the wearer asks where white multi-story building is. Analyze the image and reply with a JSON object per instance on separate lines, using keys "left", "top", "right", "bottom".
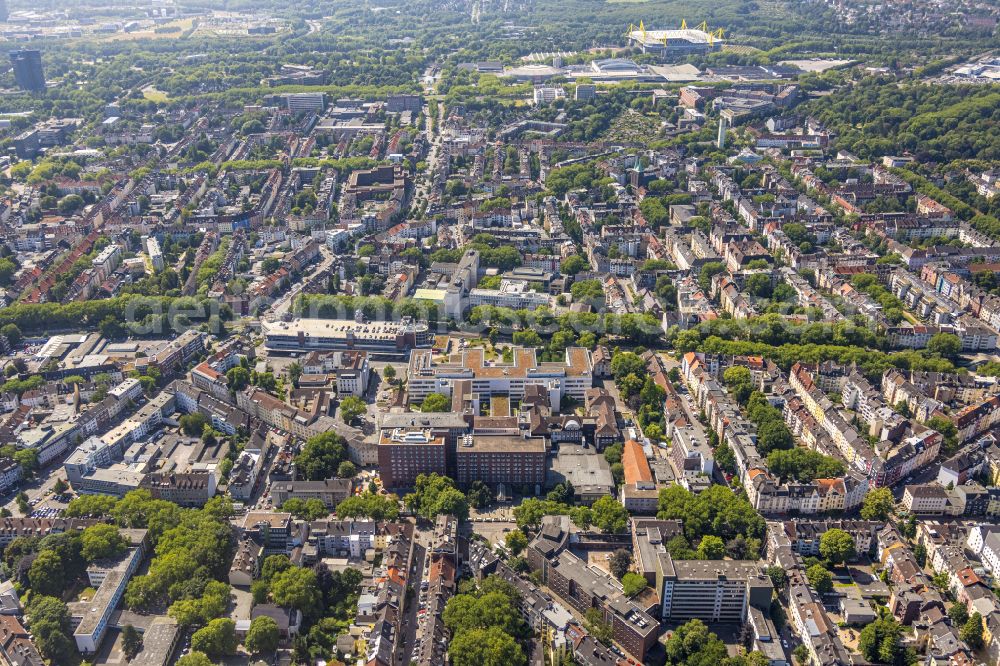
{"left": 0, "top": 459, "right": 22, "bottom": 495}
{"left": 407, "top": 346, "right": 593, "bottom": 406}
{"left": 144, "top": 235, "right": 164, "bottom": 271}
{"left": 468, "top": 279, "right": 552, "bottom": 311}
{"left": 91, "top": 244, "right": 122, "bottom": 280}
{"left": 284, "top": 92, "right": 326, "bottom": 114}
{"left": 902, "top": 483, "right": 949, "bottom": 514}
{"left": 300, "top": 350, "right": 371, "bottom": 397}
{"left": 73, "top": 543, "right": 145, "bottom": 654}
{"left": 533, "top": 86, "right": 565, "bottom": 105}
{"left": 108, "top": 377, "right": 143, "bottom": 403}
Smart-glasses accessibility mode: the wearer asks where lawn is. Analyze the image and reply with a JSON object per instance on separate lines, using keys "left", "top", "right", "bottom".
{"left": 142, "top": 87, "right": 170, "bottom": 103}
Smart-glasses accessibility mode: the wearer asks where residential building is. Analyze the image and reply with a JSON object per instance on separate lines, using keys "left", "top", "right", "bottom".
{"left": 271, "top": 478, "right": 353, "bottom": 509}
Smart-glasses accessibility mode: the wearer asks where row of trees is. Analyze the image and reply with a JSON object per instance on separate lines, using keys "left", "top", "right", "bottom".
{"left": 444, "top": 576, "right": 529, "bottom": 666}
{"left": 511, "top": 494, "right": 628, "bottom": 534}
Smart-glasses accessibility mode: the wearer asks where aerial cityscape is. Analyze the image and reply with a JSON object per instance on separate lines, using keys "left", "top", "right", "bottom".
{"left": 0, "top": 0, "right": 995, "bottom": 664}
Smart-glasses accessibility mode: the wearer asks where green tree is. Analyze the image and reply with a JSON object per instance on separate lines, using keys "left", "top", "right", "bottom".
{"left": 448, "top": 626, "right": 526, "bottom": 666}
{"left": 336, "top": 492, "right": 400, "bottom": 520}
{"left": 13, "top": 448, "right": 38, "bottom": 475}
{"left": 122, "top": 624, "right": 142, "bottom": 660}
{"left": 100, "top": 315, "right": 126, "bottom": 340}
{"left": 191, "top": 618, "right": 238, "bottom": 659}
{"left": 505, "top": 529, "right": 528, "bottom": 557}
{"left": 421, "top": 393, "right": 450, "bottom": 412}
{"left": 260, "top": 555, "right": 292, "bottom": 584}
{"left": 610, "top": 352, "right": 645, "bottom": 380}
{"left": 927, "top": 415, "right": 959, "bottom": 454}
{"left": 584, "top": 608, "right": 613, "bottom": 645}
{"left": 270, "top": 566, "right": 322, "bottom": 617}
{"left": 858, "top": 617, "right": 903, "bottom": 664}
{"left": 177, "top": 653, "right": 213, "bottom": 666}
{"left": 65, "top": 493, "right": 117, "bottom": 517}
{"left": 337, "top": 460, "right": 357, "bottom": 478}
{"left": 766, "top": 566, "right": 788, "bottom": 590}
{"left": 756, "top": 419, "right": 794, "bottom": 455}
{"left": 665, "top": 619, "right": 729, "bottom": 666}
{"left": 339, "top": 395, "right": 367, "bottom": 424}
{"left": 698, "top": 261, "right": 726, "bottom": 293}
{"left": 928, "top": 332, "right": 962, "bottom": 359}
{"left": 405, "top": 474, "right": 469, "bottom": 521}
{"left": 766, "top": 448, "right": 845, "bottom": 482}
{"left": 57, "top": 195, "right": 84, "bottom": 215}
{"left": 80, "top": 523, "right": 128, "bottom": 562}
{"left": 608, "top": 549, "right": 632, "bottom": 579}
{"left": 0, "top": 324, "right": 21, "bottom": 346}
{"left": 28, "top": 550, "right": 65, "bottom": 597}
{"left": 466, "top": 480, "right": 493, "bottom": 509}
{"left": 25, "top": 595, "right": 75, "bottom": 664}
{"left": 949, "top": 602, "right": 969, "bottom": 627}
{"left": 288, "top": 362, "right": 303, "bottom": 387}
{"left": 861, "top": 487, "right": 895, "bottom": 521}
{"left": 226, "top": 366, "right": 251, "bottom": 391}
{"left": 0, "top": 262, "right": 16, "bottom": 288}
{"left": 961, "top": 612, "right": 984, "bottom": 649}
{"left": 621, "top": 572, "right": 647, "bottom": 597}
{"left": 281, "top": 498, "right": 328, "bottom": 521}
{"left": 819, "top": 529, "right": 856, "bottom": 566}
{"left": 806, "top": 564, "right": 833, "bottom": 595}
{"left": 560, "top": 255, "right": 588, "bottom": 275}
{"left": 179, "top": 412, "right": 209, "bottom": 437}
{"left": 53, "top": 479, "right": 68, "bottom": 495}
{"left": 244, "top": 615, "right": 280, "bottom": 655}
{"left": 382, "top": 365, "right": 397, "bottom": 383}
{"left": 697, "top": 535, "right": 727, "bottom": 560}
{"left": 590, "top": 495, "right": 629, "bottom": 533}
{"left": 295, "top": 432, "right": 348, "bottom": 481}
{"left": 657, "top": 484, "right": 764, "bottom": 546}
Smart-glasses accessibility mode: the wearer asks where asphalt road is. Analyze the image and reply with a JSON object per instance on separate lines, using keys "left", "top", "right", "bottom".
{"left": 401, "top": 529, "right": 429, "bottom": 661}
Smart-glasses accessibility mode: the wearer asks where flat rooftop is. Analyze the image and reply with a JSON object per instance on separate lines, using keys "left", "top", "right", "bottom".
{"left": 457, "top": 434, "right": 546, "bottom": 454}
{"left": 263, "top": 318, "right": 428, "bottom": 341}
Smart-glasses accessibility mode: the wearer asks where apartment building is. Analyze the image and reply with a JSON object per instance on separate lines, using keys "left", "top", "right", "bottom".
{"left": 658, "top": 556, "right": 773, "bottom": 623}
{"left": 271, "top": 478, "right": 354, "bottom": 509}
{"left": 543, "top": 550, "right": 660, "bottom": 660}
{"left": 140, "top": 471, "right": 216, "bottom": 507}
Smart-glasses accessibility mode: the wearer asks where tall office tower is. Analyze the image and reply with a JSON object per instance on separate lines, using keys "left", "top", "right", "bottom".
{"left": 10, "top": 50, "right": 45, "bottom": 92}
